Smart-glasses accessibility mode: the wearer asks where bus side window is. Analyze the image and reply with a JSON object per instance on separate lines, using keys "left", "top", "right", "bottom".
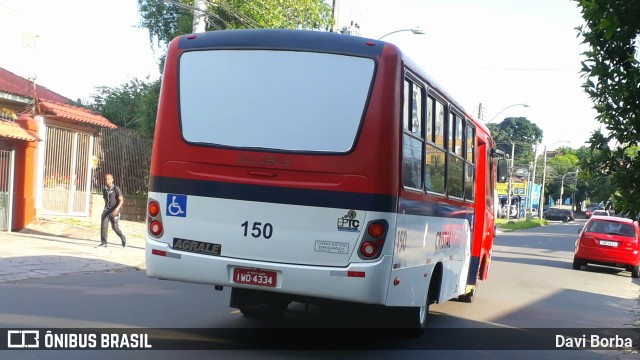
{"left": 435, "top": 100, "right": 445, "bottom": 148}
{"left": 464, "top": 123, "right": 475, "bottom": 201}
{"left": 402, "top": 77, "right": 425, "bottom": 190}
{"left": 425, "top": 144, "right": 446, "bottom": 194}
{"left": 426, "top": 96, "right": 434, "bottom": 143}
{"left": 425, "top": 95, "right": 446, "bottom": 194}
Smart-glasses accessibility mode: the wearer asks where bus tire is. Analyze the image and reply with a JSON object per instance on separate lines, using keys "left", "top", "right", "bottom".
{"left": 394, "top": 305, "right": 428, "bottom": 337}
{"left": 631, "top": 264, "right": 640, "bottom": 278}
{"left": 394, "top": 288, "right": 431, "bottom": 336}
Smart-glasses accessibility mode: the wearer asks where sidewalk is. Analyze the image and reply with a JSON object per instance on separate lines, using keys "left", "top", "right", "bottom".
{"left": 0, "top": 216, "right": 147, "bottom": 283}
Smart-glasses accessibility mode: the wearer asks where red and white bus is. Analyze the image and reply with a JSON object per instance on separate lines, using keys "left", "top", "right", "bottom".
{"left": 145, "top": 29, "right": 507, "bottom": 330}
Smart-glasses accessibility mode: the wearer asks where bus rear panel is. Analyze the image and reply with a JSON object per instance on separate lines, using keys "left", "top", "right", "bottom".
{"left": 146, "top": 30, "right": 404, "bottom": 306}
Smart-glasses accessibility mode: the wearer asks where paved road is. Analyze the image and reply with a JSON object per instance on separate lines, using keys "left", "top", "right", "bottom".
{"left": 433, "top": 220, "right": 639, "bottom": 329}
{"left": 0, "top": 219, "right": 638, "bottom": 359}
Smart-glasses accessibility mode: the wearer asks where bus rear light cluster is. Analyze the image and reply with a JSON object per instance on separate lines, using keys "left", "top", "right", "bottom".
{"left": 358, "top": 220, "right": 389, "bottom": 260}
{"left": 147, "top": 199, "right": 164, "bottom": 238}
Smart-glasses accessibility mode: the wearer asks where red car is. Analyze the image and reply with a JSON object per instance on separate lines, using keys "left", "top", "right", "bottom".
{"left": 574, "top": 216, "right": 640, "bottom": 278}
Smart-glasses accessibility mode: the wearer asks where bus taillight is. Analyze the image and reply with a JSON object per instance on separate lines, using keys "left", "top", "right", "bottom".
{"left": 148, "top": 201, "right": 160, "bottom": 217}
{"left": 368, "top": 222, "right": 386, "bottom": 238}
{"left": 150, "top": 220, "right": 163, "bottom": 236}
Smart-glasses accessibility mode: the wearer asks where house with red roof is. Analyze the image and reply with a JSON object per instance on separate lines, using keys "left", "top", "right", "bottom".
{"left": 0, "top": 66, "right": 117, "bottom": 231}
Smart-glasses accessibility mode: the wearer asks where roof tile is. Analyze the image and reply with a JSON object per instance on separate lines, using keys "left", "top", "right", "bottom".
{"left": 0, "top": 119, "right": 39, "bottom": 142}
{"left": 39, "top": 101, "right": 116, "bottom": 129}
{"left": 0, "top": 67, "right": 71, "bottom": 103}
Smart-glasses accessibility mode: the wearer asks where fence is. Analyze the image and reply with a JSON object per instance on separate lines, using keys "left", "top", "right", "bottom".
{"left": 91, "top": 127, "right": 152, "bottom": 197}
{"left": 89, "top": 193, "right": 147, "bottom": 222}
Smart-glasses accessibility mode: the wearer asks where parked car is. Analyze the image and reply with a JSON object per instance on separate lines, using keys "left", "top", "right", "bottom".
{"left": 573, "top": 216, "right": 640, "bottom": 278}
{"left": 592, "top": 209, "right": 610, "bottom": 217}
{"left": 585, "top": 204, "right": 604, "bottom": 219}
{"left": 543, "top": 208, "right": 575, "bottom": 222}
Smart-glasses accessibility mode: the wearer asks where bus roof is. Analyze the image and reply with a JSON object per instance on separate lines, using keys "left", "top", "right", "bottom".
{"left": 177, "top": 29, "right": 384, "bottom": 58}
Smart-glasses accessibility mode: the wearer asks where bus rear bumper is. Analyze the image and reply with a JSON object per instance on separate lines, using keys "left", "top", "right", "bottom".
{"left": 146, "top": 237, "right": 392, "bottom": 305}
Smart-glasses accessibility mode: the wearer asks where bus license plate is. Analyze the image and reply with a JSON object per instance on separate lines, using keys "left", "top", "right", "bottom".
{"left": 599, "top": 240, "right": 618, "bottom": 247}
{"left": 233, "top": 268, "right": 277, "bottom": 287}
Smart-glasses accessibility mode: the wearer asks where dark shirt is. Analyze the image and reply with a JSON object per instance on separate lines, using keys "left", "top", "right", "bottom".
{"left": 103, "top": 185, "right": 123, "bottom": 213}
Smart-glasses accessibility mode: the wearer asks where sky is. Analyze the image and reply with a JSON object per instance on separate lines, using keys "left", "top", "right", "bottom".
{"left": 0, "top": 0, "right": 161, "bottom": 102}
{"left": 0, "top": 0, "right": 599, "bottom": 150}
{"left": 336, "top": 0, "right": 599, "bottom": 150}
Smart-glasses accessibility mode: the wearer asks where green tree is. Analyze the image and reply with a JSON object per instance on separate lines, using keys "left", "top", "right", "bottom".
{"left": 138, "top": 0, "right": 334, "bottom": 47}
{"left": 487, "top": 117, "right": 543, "bottom": 168}
{"left": 544, "top": 149, "right": 579, "bottom": 204}
{"left": 575, "top": 145, "right": 613, "bottom": 206}
{"left": 575, "top": 0, "right": 640, "bottom": 218}
{"left": 90, "top": 78, "right": 159, "bottom": 138}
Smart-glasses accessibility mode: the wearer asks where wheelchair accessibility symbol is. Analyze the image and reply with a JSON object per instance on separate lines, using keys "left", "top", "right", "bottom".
{"left": 166, "top": 194, "right": 187, "bottom": 217}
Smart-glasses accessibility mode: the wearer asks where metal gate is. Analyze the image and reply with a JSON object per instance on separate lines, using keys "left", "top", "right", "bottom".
{"left": 41, "top": 126, "right": 93, "bottom": 215}
{"left": 0, "top": 148, "right": 15, "bottom": 231}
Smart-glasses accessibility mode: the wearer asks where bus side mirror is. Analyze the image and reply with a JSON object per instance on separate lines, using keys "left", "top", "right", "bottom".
{"left": 496, "top": 159, "right": 508, "bottom": 183}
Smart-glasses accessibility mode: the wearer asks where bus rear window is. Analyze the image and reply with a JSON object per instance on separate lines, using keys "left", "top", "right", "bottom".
{"left": 179, "top": 50, "right": 375, "bottom": 152}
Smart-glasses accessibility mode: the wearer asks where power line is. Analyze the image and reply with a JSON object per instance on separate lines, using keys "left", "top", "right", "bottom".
{"left": 210, "top": 0, "right": 260, "bottom": 28}
{"left": 162, "top": 0, "right": 226, "bottom": 29}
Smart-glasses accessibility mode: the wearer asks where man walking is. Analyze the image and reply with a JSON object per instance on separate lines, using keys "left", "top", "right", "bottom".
{"left": 98, "top": 173, "right": 127, "bottom": 248}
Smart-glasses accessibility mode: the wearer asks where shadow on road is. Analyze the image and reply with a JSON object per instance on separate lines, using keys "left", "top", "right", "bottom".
{"left": 492, "top": 255, "right": 572, "bottom": 270}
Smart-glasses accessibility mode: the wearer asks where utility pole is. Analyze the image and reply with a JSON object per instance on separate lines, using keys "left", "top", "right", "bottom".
{"left": 560, "top": 173, "right": 566, "bottom": 207}
{"left": 331, "top": 0, "right": 341, "bottom": 33}
{"left": 560, "top": 171, "right": 577, "bottom": 208}
{"left": 505, "top": 141, "right": 515, "bottom": 220}
{"left": 193, "top": 0, "right": 207, "bottom": 33}
{"left": 538, "top": 145, "right": 548, "bottom": 219}
{"left": 527, "top": 144, "right": 538, "bottom": 221}
{"left": 571, "top": 169, "right": 580, "bottom": 211}
{"left": 478, "top": 103, "right": 484, "bottom": 121}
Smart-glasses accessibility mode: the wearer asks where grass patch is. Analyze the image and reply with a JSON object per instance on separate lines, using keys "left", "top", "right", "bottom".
{"left": 496, "top": 218, "right": 548, "bottom": 231}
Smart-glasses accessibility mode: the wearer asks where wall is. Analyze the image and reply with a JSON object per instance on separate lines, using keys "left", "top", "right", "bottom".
{"left": 13, "top": 116, "right": 39, "bottom": 231}
{"left": 89, "top": 193, "right": 146, "bottom": 223}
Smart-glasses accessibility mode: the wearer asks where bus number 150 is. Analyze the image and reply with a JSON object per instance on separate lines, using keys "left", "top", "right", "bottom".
{"left": 241, "top": 221, "right": 274, "bottom": 239}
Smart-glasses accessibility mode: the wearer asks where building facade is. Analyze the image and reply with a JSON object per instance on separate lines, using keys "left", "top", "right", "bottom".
{"left": 0, "top": 67, "right": 116, "bottom": 231}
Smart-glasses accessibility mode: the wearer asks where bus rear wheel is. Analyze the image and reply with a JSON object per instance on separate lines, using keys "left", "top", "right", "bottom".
{"left": 393, "top": 290, "right": 430, "bottom": 336}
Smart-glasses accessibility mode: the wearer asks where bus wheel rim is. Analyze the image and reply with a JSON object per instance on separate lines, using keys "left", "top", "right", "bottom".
{"left": 419, "top": 305, "right": 426, "bottom": 325}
